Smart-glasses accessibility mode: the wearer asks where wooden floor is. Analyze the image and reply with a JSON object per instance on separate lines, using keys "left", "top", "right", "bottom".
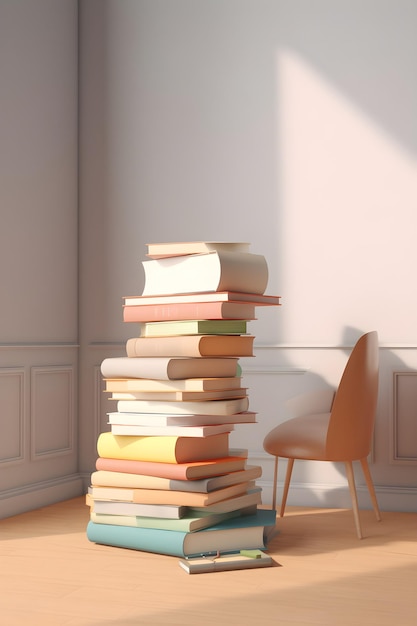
{"left": 0, "top": 497, "right": 416, "bottom": 626}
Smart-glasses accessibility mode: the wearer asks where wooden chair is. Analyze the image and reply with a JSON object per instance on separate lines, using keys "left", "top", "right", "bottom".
{"left": 263, "top": 331, "right": 381, "bottom": 538}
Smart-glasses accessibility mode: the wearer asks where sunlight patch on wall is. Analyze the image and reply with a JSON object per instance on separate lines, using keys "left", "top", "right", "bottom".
{"left": 276, "top": 49, "right": 417, "bottom": 344}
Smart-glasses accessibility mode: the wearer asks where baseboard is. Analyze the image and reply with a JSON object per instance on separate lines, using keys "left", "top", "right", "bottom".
{"left": 259, "top": 480, "right": 417, "bottom": 513}
{"left": 0, "top": 474, "right": 85, "bottom": 520}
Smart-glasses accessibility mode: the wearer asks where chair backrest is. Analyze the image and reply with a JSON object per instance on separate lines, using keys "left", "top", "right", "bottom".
{"left": 326, "top": 331, "right": 379, "bottom": 461}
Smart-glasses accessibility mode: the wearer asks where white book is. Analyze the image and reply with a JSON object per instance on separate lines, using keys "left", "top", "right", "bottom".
{"left": 110, "top": 423, "right": 234, "bottom": 437}
{"left": 107, "top": 411, "right": 257, "bottom": 427}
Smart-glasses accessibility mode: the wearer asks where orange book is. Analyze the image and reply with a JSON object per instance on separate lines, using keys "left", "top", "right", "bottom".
{"left": 95, "top": 455, "right": 248, "bottom": 480}
{"left": 125, "top": 335, "right": 254, "bottom": 358}
{"left": 90, "top": 481, "right": 254, "bottom": 507}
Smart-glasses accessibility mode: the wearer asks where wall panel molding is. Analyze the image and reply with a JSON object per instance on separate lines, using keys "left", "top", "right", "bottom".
{"left": 0, "top": 368, "right": 25, "bottom": 464}
{"left": 30, "top": 365, "right": 75, "bottom": 459}
{"left": 391, "top": 371, "right": 417, "bottom": 465}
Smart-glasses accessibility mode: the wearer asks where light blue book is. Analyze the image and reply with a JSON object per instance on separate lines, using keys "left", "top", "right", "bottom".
{"left": 86, "top": 508, "right": 277, "bottom": 558}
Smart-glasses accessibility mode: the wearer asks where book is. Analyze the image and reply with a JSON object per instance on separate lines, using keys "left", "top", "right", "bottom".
{"left": 189, "top": 489, "right": 262, "bottom": 514}
{"left": 123, "top": 291, "right": 280, "bottom": 307}
{"left": 86, "top": 508, "right": 277, "bottom": 558}
{"left": 100, "top": 356, "right": 239, "bottom": 380}
{"left": 109, "top": 423, "right": 234, "bottom": 438}
{"left": 90, "top": 465, "right": 262, "bottom": 492}
{"left": 89, "top": 481, "right": 254, "bottom": 507}
{"left": 91, "top": 481, "right": 254, "bottom": 508}
{"left": 138, "top": 319, "right": 248, "bottom": 337}
{"left": 125, "top": 335, "right": 254, "bottom": 358}
{"left": 107, "top": 411, "right": 257, "bottom": 427}
{"left": 104, "top": 376, "right": 243, "bottom": 393}
{"left": 123, "top": 301, "right": 257, "bottom": 322}
{"left": 90, "top": 509, "right": 241, "bottom": 532}
{"left": 90, "top": 500, "right": 187, "bottom": 519}
{"left": 146, "top": 241, "right": 251, "bottom": 259}
{"left": 179, "top": 550, "right": 274, "bottom": 574}
{"left": 95, "top": 455, "right": 248, "bottom": 480}
{"left": 141, "top": 250, "right": 269, "bottom": 297}
{"left": 116, "top": 396, "right": 249, "bottom": 415}
{"left": 108, "top": 388, "right": 247, "bottom": 401}
{"left": 96, "top": 431, "right": 230, "bottom": 463}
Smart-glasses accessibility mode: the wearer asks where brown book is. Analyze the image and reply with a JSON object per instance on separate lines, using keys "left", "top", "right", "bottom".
{"left": 123, "top": 300, "right": 256, "bottom": 322}
{"left": 125, "top": 335, "right": 254, "bottom": 358}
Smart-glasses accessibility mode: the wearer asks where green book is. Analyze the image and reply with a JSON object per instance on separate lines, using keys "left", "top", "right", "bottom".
{"left": 139, "top": 319, "right": 248, "bottom": 337}
{"left": 179, "top": 549, "right": 274, "bottom": 574}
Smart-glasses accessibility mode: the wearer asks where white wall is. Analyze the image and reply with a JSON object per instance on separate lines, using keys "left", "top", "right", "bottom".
{"left": 0, "top": 0, "right": 80, "bottom": 517}
{"left": 79, "top": 0, "right": 417, "bottom": 512}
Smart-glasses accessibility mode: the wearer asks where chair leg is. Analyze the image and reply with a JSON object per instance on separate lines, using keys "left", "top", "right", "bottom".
{"left": 345, "top": 461, "right": 362, "bottom": 539}
{"left": 360, "top": 457, "right": 382, "bottom": 522}
{"left": 280, "top": 458, "right": 294, "bottom": 517}
{"left": 272, "top": 456, "right": 279, "bottom": 511}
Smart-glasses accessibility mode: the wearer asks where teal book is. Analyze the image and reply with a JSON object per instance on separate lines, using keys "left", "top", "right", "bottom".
{"left": 86, "top": 508, "right": 277, "bottom": 558}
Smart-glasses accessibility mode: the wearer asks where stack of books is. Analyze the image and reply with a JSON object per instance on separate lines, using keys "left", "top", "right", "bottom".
{"left": 86, "top": 242, "right": 281, "bottom": 562}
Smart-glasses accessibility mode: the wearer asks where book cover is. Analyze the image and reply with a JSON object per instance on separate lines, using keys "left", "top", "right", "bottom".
{"left": 125, "top": 335, "right": 255, "bottom": 358}
{"left": 107, "top": 411, "right": 257, "bottom": 427}
{"left": 94, "top": 455, "right": 248, "bottom": 480}
{"left": 100, "top": 356, "right": 240, "bottom": 380}
{"left": 146, "top": 241, "right": 251, "bottom": 259}
{"left": 141, "top": 250, "right": 269, "bottom": 297}
{"left": 116, "top": 396, "right": 249, "bottom": 416}
{"left": 96, "top": 431, "right": 230, "bottom": 464}
{"left": 139, "top": 319, "right": 248, "bottom": 337}
{"left": 86, "top": 508, "right": 276, "bottom": 558}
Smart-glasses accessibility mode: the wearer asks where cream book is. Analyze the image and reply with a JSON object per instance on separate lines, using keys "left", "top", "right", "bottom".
{"left": 116, "top": 396, "right": 249, "bottom": 416}
{"left": 104, "top": 376, "right": 242, "bottom": 393}
{"left": 146, "top": 241, "right": 250, "bottom": 259}
{"left": 141, "top": 250, "right": 268, "bottom": 296}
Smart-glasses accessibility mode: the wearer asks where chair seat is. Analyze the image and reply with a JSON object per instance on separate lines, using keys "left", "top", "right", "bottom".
{"left": 263, "top": 412, "right": 331, "bottom": 461}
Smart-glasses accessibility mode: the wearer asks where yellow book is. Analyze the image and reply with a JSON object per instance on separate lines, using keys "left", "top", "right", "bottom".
{"left": 96, "top": 431, "right": 230, "bottom": 464}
